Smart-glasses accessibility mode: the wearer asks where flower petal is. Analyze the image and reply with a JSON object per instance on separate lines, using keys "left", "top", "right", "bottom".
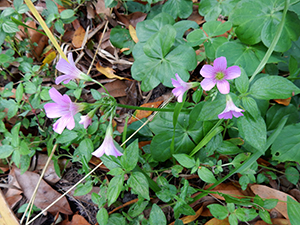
{"left": 48, "top": 88, "right": 63, "bottom": 103}
{"left": 218, "top": 111, "right": 233, "bottom": 119}
{"left": 216, "top": 79, "right": 230, "bottom": 94}
{"left": 232, "top": 111, "right": 244, "bottom": 118}
{"left": 200, "top": 78, "right": 216, "bottom": 91}
{"left": 55, "top": 75, "right": 71, "bottom": 85}
{"left": 200, "top": 65, "right": 215, "bottom": 78}
{"left": 44, "top": 103, "right": 64, "bottom": 118}
{"left": 53, "top": 117, "right": 68, "bottom": 134}
{"left": 67, "top": 53, "right": 76, "bottom": 67}
{"left": 214, "top": 56, "right": 227, "bottom": 71}
{"left": 225, "top": 66, "right": 241, "bottom": 80}
{"left": 92, "top": 146, "right": 105, "bottom": 158}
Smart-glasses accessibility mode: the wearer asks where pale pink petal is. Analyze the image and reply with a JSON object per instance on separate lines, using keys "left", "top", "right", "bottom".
{"left": 56, "top": 58, "right": 74, "bottom": 75}
{"left": 225, "top": 66, "right": 241, "bottom": 80}
{"left": 44, "top": 103, "right": 64, "bottom": 118}
{"left": 216, "top": 80, "right": 230, "bottom": 94}
{"left": 53, "top": 117, "right": 69, "bottom": 134}
{"left": 200, "top": 78, "right": 216, "bottom": 91}
{"left": 65, "top": 115, "right": 76, "bottom": 130}
{"left": 218, "top": 111, "right": 233, "bottom": 119}
{"left": 214, "top": 56, "right": 227, "bottom": 71}
{"left": 79, "top": 115, "right": 92, "bottom": 129}
{"left": 92, "top": 147, "right": 105, "bottom": 158}
{"left": 68, "top": 53, "right": 76, "bottom": 67}
{"left": 232, "top": 111, "right": 244, "bottom": 118}
{"left": 200, "top": 65, "right": 215, "bottom": 78}
{"left": 55, "top": 75, "right": 72, "bottom": 85}
{"left": 171, "top": 78, "right": 181, "bottom": 87}
{"left": 48, "top": 88, "right": 63, "bottom": 103}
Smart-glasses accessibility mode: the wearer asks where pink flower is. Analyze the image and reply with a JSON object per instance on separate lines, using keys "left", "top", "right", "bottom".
{"left": 55, "top": 53, "right": 91, "bottom": 85}
{"left": 200, "top": 56, "right": 241, "bottom": 94}
{"left": 218, "top": 95, "right": 244, "bottom": 119}
{"left": 44, "top": 88, "right": 84, "bottom": 134}
{"left": 92, "top": 126, "right": 123, "bottom": 158}
{"left": 79, "top": 115, "right": 92, "bottom": 129}
{"left": 171, "top": 73, "right": 198, "bottom": 102}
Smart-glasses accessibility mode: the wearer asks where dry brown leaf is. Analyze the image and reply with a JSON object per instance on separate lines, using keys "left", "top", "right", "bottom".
{"left": 250, "top": 184, "right": 297, "bottom": 219}
{"left": 289, "top": 189, "right": 300, "bottom": 202}
{"left": 169, "top": 205, "right": 203, "bottom": 224}
{"left": 204, "top": 183, "right": 246, "bottom": 200}
{"left": 129, "top": 25, "right": 139, "bottom": 43}
{"left": 204, "top": 217, "right": 230, "bottom": 225}
{"left": 35, "top": 153, "right": 61, "bottom": 184}
{"left": 14, "top": 167, "right": 73, "bottom": 215}
{"left": 60, "top": 214, "right": 91, "bottom": 225}
{"left": 95, "top": 0, "right": 110, "bottom": 16}
{"left": 97, "top": 80, "right": 127, "bottom": 98}
{"left": 254, "top": 218, "right": 291, "bottom": 225}
{"left": 274, "top": 97, "right": 291, "bottom": 106}
{"left": 0, "top": 190, "right": 19, "bottom": 225}
{"left": 129, "top": 101, "right": 163, "bottom": 123}
{"left": 96, "top": 62, "right": 127, "bottom": 80}
{"left": 86, "top": 1, "right": 95, "bottom": 19}
{"left": 72, "top": 26, "right": 86, "bottom": 48}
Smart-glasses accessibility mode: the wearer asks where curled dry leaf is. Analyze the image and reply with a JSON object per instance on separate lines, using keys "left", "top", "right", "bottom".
{"left": 96, "top": 62, "right": 128, "bottom": 80}
{"left": 254, "top": 218, "right": 291, "bottom": 225}
{"left": 169, "top": 205, "right": 203, "bottom": 224}
{"left": 129, "top": 25, "right": 139, "bottom": 43}
{"left": 204, "top": 183, "right": 246, "bottom": 201}
{"left": 250, "top": 184, "right": 297, "bottom": 219}
{"left": 129, "top": 101, "right": 163, "bottom": 124}
{"left": 274, "top": 97, "right": 291, "bottom": 106}
{"left": 72, "top": 26, "right": 86, "bottom": 48}
{"left": 204, "top": 217, "right": 230, "bottom": 225}
{"left": 60, "top": 214, "right": 91, "bottom": 225}
{"left": 13, "top": 167, "right": 73, "bottom": 215}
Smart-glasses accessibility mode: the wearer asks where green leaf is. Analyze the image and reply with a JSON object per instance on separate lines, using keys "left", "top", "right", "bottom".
{"left": 0, "top": 145, "right": 14, "bottom": 158}
{"left": 216, "top": 41, "right": 281, "bottom": 76}
{"left": 11, "top": 123, "right": 21, "bottom": 148}
{"left": 74, "top": 138, "right": 95, "bottom": 163}
{"left": 228, "top": 214, "right": 238, "bottom": 225}
{"left": 150, "top": 110, "right": 204, "bottom": 162}
{"left": 204, "top": 37, "right": 228, "bottom": 60}
{"left": 107, "top": 175, "right": 124, "bottom": 206}
{"left": 2, "top": 21, "right": 19, "bottom": 33}
{"left": 230, "top": 0, "right": 300, "bottom": 52}
{"left": 143, "top": 24, "right": 176, "bottom": 58}
{"left": 207, "top": 204, "right": 228, "bottom": 220}
{"left": 285, "top": 167, "right": 300, "bottom": 185}
{"left": 173, "top": 197, "right": 195, "bottom": 219}
{"left": 242, "top": 97, "right": 260, "bottom": 119}
{"left": 203, "top": 21, "right": 232, "bottom": 37}
{"left": 149, "top": 204, "right": 167, "bottom": 225}
{"left": 173, "top": 154, "right": 195, "bottom": 168}
{"left": 56, "top": 130, "right": 78, "bottom": 144}
{"left": 287, "top": 196, "right": 300, "bottom": 225}
{"left": 15, "top": 83, "right": 24, "bottom": 103}
{"left": 128, "top": 200, "right": 149, "bottom": 218}
{"left": 74, "top": 180, "right": 93, "bottom": 196}
{"left": 136, "top": 13, "right": 175, "bottom": 43}
{"left": 162, "top": 0, "right": 192, "bottom": 19}
{"left": 197, "top": 167, "right": 217, "bottom": 183}
{"left": 237, "top": 113, "right": 266, "bottom": 152}
{"left": 128, "top": 172, "right": 149, "bottom": 200}
{"left": 216, "top": 141, "right": 242, "bottom": 155}
{"left": 250, "top": 75, "right": 300, "bottom": 100}
{"left": 120, "top": 139, "right": 139, "bottom": 172}
{"left": 235, "top": 208, "right": 258, "bottom": 222}
{"left": 60, "top": 9, "right": 74, "bottom": 19}
{"left": 186, "top": 29, "right": 207, "bottom": 46}
{"left": 197, "top": 94, "right": 226, "bottom": 121}
{"left": 265, "top": 104, "right": 299, "bottom": 131}
{"left": 97, "top": 208, "right": 109, "bottom": 225}
{"left": 19, "top": 140, "right": 30, "bottom": 155}
{"left": 263, "top": 199, "right": 278, "bottom": 210}
{"left": 235, "top": 68, "right": 249, "bottom": 94}
{"left": 0, "top": 99, "right": 18, "bottom": 119}
{"left": 110, "top": 26, "right": 135, "bottom": 54}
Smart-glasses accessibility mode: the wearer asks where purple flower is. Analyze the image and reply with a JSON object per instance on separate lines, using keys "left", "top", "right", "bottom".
{"left": 79, "top": 115, "right": 93, "bottom": 129}
{"left": 171, "top": 73, "right": 198, "bottom": 102}
{"left": 44, "top": 88, "right": 84, "bottom": 134}
{"left": 92, "top": 126, "right": 123, "bottom": 158}
{"left": 55, "top": 53, "right": 90, "bottom": 85}
{"left": 218, "top": 95, "right": 244, "bottom": 119}
{"left": 200, "top": 56, "right": 241, "bottom": 94}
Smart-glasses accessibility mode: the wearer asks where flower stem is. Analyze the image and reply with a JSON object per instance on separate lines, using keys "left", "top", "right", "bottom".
{"left": 116, "top": 103, "right": 191, "bottom": 112}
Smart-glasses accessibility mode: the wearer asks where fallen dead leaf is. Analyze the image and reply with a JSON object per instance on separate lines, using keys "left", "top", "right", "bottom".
{"left": 250, "top": 184, "right": 297, "bottom": 219}
{"left": 96, "top": 62, "right": 128, "bottom": 80}
{"left": 42, "top": 51, "right": 56, "bottom": 67}
{"left": 204, "top": 183, "right": 246, "bottom": 201}
{"left": 72, "top": 26, "right": 86, "bottom": 48}
{"left": 35, "top": 153, "right": 61, "bottom": 184}
{"left": 86, "top": 1, "right": 95, "bottom": 19}
{"left": 60, "top": 213, "right": 91, "bottom": 225}
{"left": 97, "top": 80, "right": 127, "bottom": 98}
{"left": 129, "top": 25, "right": 139, "bottom": 43}
{"left": 95, "top": 0, "right": 110, "bottom": 16}
{"left": 254, "top": 218, "right": 291, "bottom": 225}
{"left": 204, "top": 217, "right": 230, "bottom": 225}
{"left": 169, "top": 205, "right": 203, "bottom": 224}
{"left": 129, "top": 101, "right": 163, "bottom": 124}
{"left": 14, "top": 167, "right": 73, "bottom": 215}
{"left": 274, "top": 97, "right": 291, "bottom": 106}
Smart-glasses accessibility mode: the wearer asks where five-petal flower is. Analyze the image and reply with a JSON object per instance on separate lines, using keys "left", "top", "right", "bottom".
{"left": 200, "top": 56, "right": 241, "bottom": 94}
{"left": 55, "top": 53, "right": 91, "bottom": 85}
{"left": 171, "top": 73, "right": 198, "bottom": 102}
{"left": 44, "top": 88, "right": 84, "bottom": 134}
{"left": 92, "top": 125, "right": 123, "bottom": 158}
{"left": 218, "top": 94, "right": 244, "bottom": 119}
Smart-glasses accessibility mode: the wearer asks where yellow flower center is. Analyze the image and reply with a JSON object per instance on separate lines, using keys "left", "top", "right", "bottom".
{"left": 215, "top": 72, "right": 224, "bottom": 80}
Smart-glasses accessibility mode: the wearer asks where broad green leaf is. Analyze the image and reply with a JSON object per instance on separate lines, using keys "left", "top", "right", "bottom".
{"left": 265, "top": 104, "right": 299, "bottom": 131}
{"left": 0, "top": 145, "right": 14, "bottom": 158}
{"left": 11, "top": 122, "right": 21, "bottom": 148}
{"left": 197, "top": 167, "right": 217, "bottom": 183}
{"left": 285, "top": 167, "right": 299, "bottom": 185}
{"left": 120, "top": 139, "right": 139, "bottom": 172}
{"left": 162, "top": 0, "right": 193, "bottom": 19}
{"left": 136, "top": 13, "right": 175, "bottom": 43}
{"left": 110, "top": 26, "right": 135, "bottom": 55}
{"left": 216, "top": 141, "right": 242, "bottom": 155}
{"left": 173, "top": 20, "right": 199, "bottom": 44}
{"left": 74, "top": 180, "right": 93, "bottom": 196}
{"left": 287, "top": 196, "right": 300, "bottom": 225}
{"left": 15, "top": 83, "right": 24, "bottom": 103}
{"left": 173, "top": 154, "right": 195, "bottom": 168}
{"left": 204, "top": 36, "right": 228, "bottom": 60}
{"left": 107, "top": 213, "right": 126, "bottom": 225}
{"left": 128, "top": 172, "right": 149, "bottom": 200}
{"left": 56, "top": 130, "right": 78, "bottom": 144}
{"left": 271, "top": 123, "right": 300, "bottom": 163}
{"left": 199, "top": 0, "right": 238, "bottom": 21}
{"left": 235, "top": 208, "right": 258, "bottom": 222}
{"left": 60, "top": 9, "right": 74, "bottom": 19}
{"left": 0, "top": 99, "right": 18, "bottom": 120}
{"left": 235, "top": 68, "right": 249, "bottom": 94}
{"left": 149, "top": 204, "right": 167, "bottom": 225}
{"left": 173, "top": 197, "right": 195, "bottom": 219}
{"left": 2, "top": 21, "right": 19, "bottom": 33}
{"left": 203, "top": 21, "right": 232, "bottom": 37}
{"left": 197, "top": 94, "right": 226, "bottom": 121}
{"left": 216, "top": 41, "right": 281, "bottom": 76}
{"left": 97, "top": 208, "right": 109, "bottom": 225}
{"left": 237, "top": 113, "right": 266, "bottom": 152}
{"left": 143, "top": 24, "right": 176, "bottom": 58}
{"left": 207, "top": 204, "right": 228, "bottom": 220}
{"left": 107, "top": 175, "right": 124, "bottom": 206}
{"left": 73, "top": 138, "right": 93, "bottom": 162}
{"left": 186, "top": 29, "right": 207, "bottom": 46}
{"left": 128, "top": 200, "right": 149, "bottom": 218}
{"left": 242, "top": 97, "right": 260, "bottom": 119}
{"left": 150, "top": 110, "right": 204, "bottom": 162}
{"left": 250, "top": 75, "right": 300, "bottom": 100}
{"left": 229, "top": 0, "right": 300, "bottom": 52}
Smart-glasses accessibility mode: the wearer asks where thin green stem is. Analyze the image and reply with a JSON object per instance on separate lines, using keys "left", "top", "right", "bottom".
{"left": 249, "top": 0, "right": 289, "bottom": 83}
